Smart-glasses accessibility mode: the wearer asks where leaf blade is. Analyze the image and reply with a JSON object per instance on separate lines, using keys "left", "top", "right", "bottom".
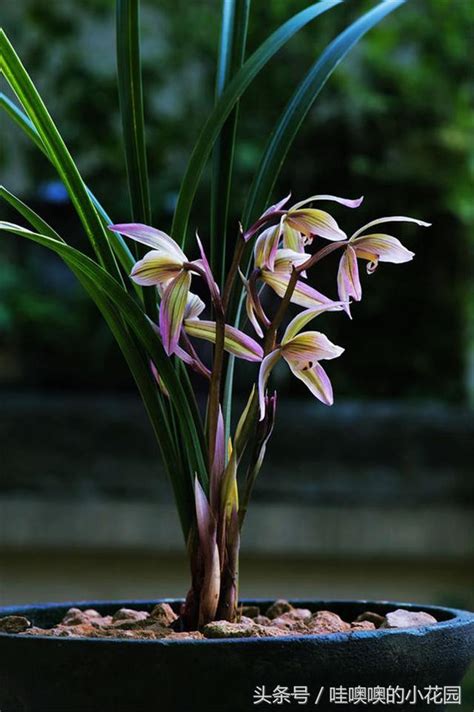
{"left": 171, "top": 0, "right": 342, "bottom": 248}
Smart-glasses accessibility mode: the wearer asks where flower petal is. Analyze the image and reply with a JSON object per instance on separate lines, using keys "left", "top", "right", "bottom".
{"left": 254, "top": 225, "right": 281, "bottom": 271}
{"left": 130, "top": 250, "right": 183, "bottom": 286}
{"left": 239, "top": 269, "right": 264, "bottom": 338}
{"left": 272, "top": 249, "right": 309, "bottom": 276}
{"left": 194, "top": 232, "right": 220, "bottom": 301}
{"left": 110, "top": 223, "right": 186, "bottom": 260}
{"left": 282, "top": 223, "right": 305, "bottom": 253}
{"left": 285, "top": 209, "right": 346, "bottom": 241}
{"left": 350, "top": 215, "right": 431, "bottom": 240}
{"left": 261, "top": 192, "right": 292, "bottom": 217}
{"left": 337, "top": 245, "right": 361, "bottom": 314}
{"left": 282, "top": 303, "right": 346, "bottom": 343}
{"left": 184, "top": 320, "right": 263, "bottom": 362}
{"left": 184, "top": 291, "right": 206, "bottom": 321}
{"left": 351, "top": 234, "right": 415, "bottom": 271}
{"left": 257, "top": 349, "right": 281, "bottom": 421}
{"left": 159, "top": 270, "right": 191, "bottom": 355}
{"left": 290, "top": 194, "right": 364, "bottom": 210}
{"left": 262, "top": 270, "right": 333, "bottom": 309}
{"left": 287, "top": 360, "right": 334, "bottom": 406}
{"left": 282, "top": 331, "right": 344, "bottom": 365}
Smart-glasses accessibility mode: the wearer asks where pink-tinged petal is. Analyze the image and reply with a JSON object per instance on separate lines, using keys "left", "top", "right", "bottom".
{"left": 273, "top": 248, "right": 309, "bottom": 273}
{"left": 257, "top": 349, "right": 281, "bottom": 421}
{"left": 351, "top": 234, "right": 415, "bottom": 271}
{"left": 337, "top": 245, "right": 361, "bottom": 315}
{"left": 351, "top": 215, "right": 431, "bottom": 240}
{"left": 282, "top": 331, "right": 344, "bottom": 366}
{"left": 130, "top": 250, "right": 183, "bottom": 286}
{"left": 287, "top": 360, "right": 334, "bottom": 406}
{"left": 239, "top": 269, "right": 264, "bottom": 338}
{"left": 184, "top": 292, "right": 206, "bottom": 321}
{"left": 194, "top": 477, "right": 220, "bottom": 624}
{"left": 194, "top": 233, "right": 221, "bottom": 300}
{"left": 254, "top": 225, "right": 281, "bottom": 271}
{"left": 109, "top": 223, "right": 186, "bottom": 260}
{"left": 282, "top": 303, "right": 346, "bottom": 343}
{"left": 262, "top": 270, "right": 333, "bottom": 309}
{"left": 285, "top": 209, "right": 346, "bottom": 241}
{"left": 291, "top": 194, "right": 364, "bottom": 210}
{"left": 159, "top": 270, "right": 191, "bottom": 355}
{"left": 184, "top": 320, "right": 263, "bottom": 362}
{"left": 244, "top": 194, "right": 291, "bottom": 242}
{"left": 261, "top": 192, "right": 292, "bottom": 217}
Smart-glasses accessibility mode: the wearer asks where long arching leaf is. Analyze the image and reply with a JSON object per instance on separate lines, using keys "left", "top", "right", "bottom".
{"left": 223, "top": 0, "right": 406, "bottom": 434}
{"left": 0, "top": 220, "right": 209, "bottom": 497}
{"left": 0, "top": 92, "right": 136, "bottom": 280}
{"left": 0, "top": 30, "right": 122, "bottom": 281}
{"left": 0, "top": 188, "right": 199, "bottom": 536}
{"left": 210, "top": 0, "right": 251, "bottom": 282}
{"left": 116, "top": 0, "right": 157, "bottom": 320}
{"left": 243, "top": 0, "right": 406, "bottom": 226}
{"left": 171, "top": 0, "right": 342, "bottom": 249}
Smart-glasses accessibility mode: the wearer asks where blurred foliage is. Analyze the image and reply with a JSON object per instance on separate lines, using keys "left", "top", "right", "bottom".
{"left": 0, "top": 0, "right": 472, "bottom": 399}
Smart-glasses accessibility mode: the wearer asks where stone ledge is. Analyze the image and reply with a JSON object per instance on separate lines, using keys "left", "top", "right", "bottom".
{"left": 1, "top": 496, "right": 472, "bottom": 559}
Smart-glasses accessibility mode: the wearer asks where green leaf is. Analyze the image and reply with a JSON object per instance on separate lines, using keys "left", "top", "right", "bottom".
{"left": 116, "top": 0, "right": 152, "bottom": 225}
{"left": 224, "top": 0, "right": 406, "bottom": 434}
{"left": 243, "top": 0, "right": 406, "bottom": 226}
{"left": 210, "top": 0, "right": 251, "bottom": 282}
{"left": 171, "top": 0, "right": 342, "bottom": 249}
{"left": 0, "top": 30, "right": 121, "bottom": 281}
{"left": 0, "top": 187, "right": 197, "bottom": 536}
{"left": 116, "top": 0, "right": 158, "bottom": 320}
{"left": 0, "top": 220, "right": 209, "bottom": 515}
{"left": 0, "top": 92, "right": 137, "bottom": 283}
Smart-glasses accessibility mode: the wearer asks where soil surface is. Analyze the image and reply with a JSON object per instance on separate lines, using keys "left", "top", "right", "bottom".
{"left": 0, "top": 601, "right": 438, "bottom": 640}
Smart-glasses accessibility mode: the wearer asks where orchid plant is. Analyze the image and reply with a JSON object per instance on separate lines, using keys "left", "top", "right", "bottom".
{"left": 0, "top": 0, "right": 425, "bottom": 627}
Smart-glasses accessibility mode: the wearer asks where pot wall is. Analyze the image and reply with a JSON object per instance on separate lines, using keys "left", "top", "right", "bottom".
{"left": 0, "top": 599, "right": 472, "bottom": 712}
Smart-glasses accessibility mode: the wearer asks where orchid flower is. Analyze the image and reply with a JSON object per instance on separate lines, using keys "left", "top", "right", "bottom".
{"left": 337, "top": 216, "right": 431, "bottom": 313}
{"left": 109, "top": 223, "right": 219, "bottom": 356}
{"left": 259, "top": 248, "right": 335, "bottom": 310}
{"left": 282, "top": 194, "right": 364, "bottom": 243}
{"left": 258, "top": 305, "right": 345, "bottom": 419}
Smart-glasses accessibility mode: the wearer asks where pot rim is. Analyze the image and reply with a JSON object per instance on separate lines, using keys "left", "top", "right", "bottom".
{"left": 1, "top": 598, "right": 473, "bottom": 646}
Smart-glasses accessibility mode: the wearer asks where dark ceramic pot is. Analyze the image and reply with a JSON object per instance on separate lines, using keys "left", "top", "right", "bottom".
{"left": 0, "top": 599, "right": 472, "bottom": 712}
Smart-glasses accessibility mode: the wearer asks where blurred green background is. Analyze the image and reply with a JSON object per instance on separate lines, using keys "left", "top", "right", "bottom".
{"left": 0, "top": 0, "right": 473, "bottom": 705}
{"left": 1, "top": 0, "right": 473, "bottom": 400}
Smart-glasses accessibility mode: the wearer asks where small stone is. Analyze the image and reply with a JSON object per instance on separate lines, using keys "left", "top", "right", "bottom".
{"left": 381, "top": 609, "right": 437, "bottom": 629}
{"left": 91, "top": 616, "right": 113, "bottom": 628}
{"left": 309, "top": 611, "right": 351, "bottom": 634}
{"left": 355, "top": 611, "right": 385, "bottom": 628}
{"left": 0, "top": 615, "right": 31, "bottom": 633}
{"left": 203, "top": 620, "right": 258, "bottom": 639}
{"left": 265, "top": 599, "right": 293, "bottom": 620}
{"left": 351, "top": 621, "right": 376, "bottom": 631}
{"left": 61, "top": 608, "right": 90, "bottom": 626}
{"left": 240, "top": 606, "right": 260, "bottom": 619}
{"left": 254, "top": 615, "right": 271, "bottom": 626}
{"left": 149, "top": 603, "right": 177, "bottom": 627}
{"left": 83, "top": 609, "right": 101, "bottom": 618}
{"left": 272, "top": 609, "right": 312, "bottom": 629}
{"left": 112, "top": 608, "right": 150, "bottom": 623}
{"left": 203, "top": 620, "right": 291, "bottom": 639}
